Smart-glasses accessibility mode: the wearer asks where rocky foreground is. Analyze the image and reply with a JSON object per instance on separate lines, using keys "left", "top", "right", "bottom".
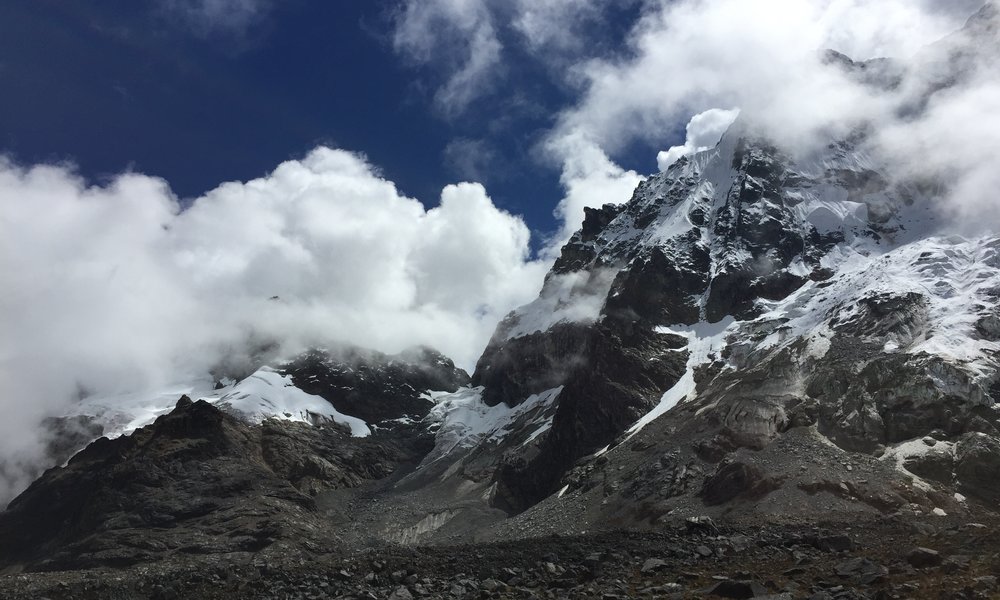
{"left": 2, "top": 515, "right": 998, "bottom": 599}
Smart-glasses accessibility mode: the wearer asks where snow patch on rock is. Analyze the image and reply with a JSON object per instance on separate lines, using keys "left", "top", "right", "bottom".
{"left": 206, "top": 368, "right": 370, "bottom": 436}
{"left": 68, "top": 378, "right": 218, "bottom": 439}
{"left": 420, "top": 386, "right": 563, "bottom": 468}
{"left": 627, "top": 317, "right": 738, "bottom": 437}
{"left": 66, "top": 367, "right": 371, "bottom": 441}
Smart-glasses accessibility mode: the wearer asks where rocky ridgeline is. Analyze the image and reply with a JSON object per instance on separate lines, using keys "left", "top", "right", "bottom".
{"left": 0, "top": 397, "right": 409, "bottom": 571}
{"left": 283, "top": 346, "right": 469, "bottom": 426}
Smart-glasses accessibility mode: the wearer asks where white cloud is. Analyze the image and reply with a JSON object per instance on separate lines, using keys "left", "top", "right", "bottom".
{"left": 443, "top": 137, "right": 502, "bottom": 182}
{"left": 392, "top": 0, "right": 503, "bottom": 115}
{"left": 543, "top": 0, "right": 1000, "bottom": 237}
{"left": 557, "top": 0, "right": 983, "bottom": 149}
{"left": 657, "top": 108, "right": 739, "bottom": 171}
{"left": 543, "top": 131, "right": 644, "bottom": 256}
{"left": 511, "top": 0, "right": 603, "bottom": 54}
{"left": 390, "top": 0, "right": 640, "bottom": 114}
{"left": 158, "top": 0, "right": 272, "bottom": 40}
{"left": 554, "top": 0, "right": 890, "bottom": 154}
{"left": 876, "top": 73, "right": 1000, "bottom": 228}
{"left": 387, "top": 1, "right": 996, "bottom": 243}
{"left": 0, "top": 147, "right": 547, "bottom": 504}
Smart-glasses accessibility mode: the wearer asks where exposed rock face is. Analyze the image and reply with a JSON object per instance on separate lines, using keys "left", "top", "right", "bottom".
{"left": 487, "top": 324, "right": 687, "bottom": 512}
{"left": 954, "top": 433, "right": 1000, "bottom": 501}
{"left": 551, "top": 204, "right": 625, "bottom": 275}
{"left": 0, "top": 341, "right": 475, "bottom": 570}
{"left": 699, "top": 461, "right": 784, "bottom": 506}
{"left": 283, "top": 346, "right": 469, "bottom": 426}
{"left": 903, "top": 446, "right": 956, "bottom": 484}
{"left": 0, "top": 397, "right": 412, "bottom": 571}
{"left": 460, "top": 114, "right": 998, "bottom": 513}
{"left": 473, "top": 323, "right": 594, "bottom": 410}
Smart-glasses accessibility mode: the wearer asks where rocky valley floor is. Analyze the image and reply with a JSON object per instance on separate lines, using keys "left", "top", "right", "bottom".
{"left": 1, "top": 515, "right": 998, "bottom": 599}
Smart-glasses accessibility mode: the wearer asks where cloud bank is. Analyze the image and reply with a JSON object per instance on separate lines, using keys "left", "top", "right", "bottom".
{"left": 547, "top": 0, "right": 1000, "bottom": 246}
{"left": 551, "top": 0, "right": 985, "bottom": 153}
{"left": 391, "top": 0, "right": 999, "bottom": 247}
{"left": 0, "top": 147, "right": 547, "bottom": 503}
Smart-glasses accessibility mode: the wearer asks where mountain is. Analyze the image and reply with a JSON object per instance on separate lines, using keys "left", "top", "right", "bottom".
{"left": 407, "top": 2, "right": 1000, "bottom": 526}
{"left": 2, "top": 5, "right": 1000, "bottom": 598}
{"left": 0, "top": 346, "right": 470, "bottom": 571}
{"left": 36, "top": 345, "right": 468, "bottom": 468}
{"left": 401, "top": 134, "right": 999, "bottom": 538}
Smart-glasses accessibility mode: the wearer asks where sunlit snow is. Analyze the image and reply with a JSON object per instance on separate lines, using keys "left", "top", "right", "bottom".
{"left": 208, "top": 368, "right": 370, "bottom": 436}
{"left": 418, "top": 386, "right": 563, "bottom": 468}
{"left": 626, "top": 317, "right": 738, "bottom": 437}
{"left": 66, "top": 367, "right": 371, "bottom": 441}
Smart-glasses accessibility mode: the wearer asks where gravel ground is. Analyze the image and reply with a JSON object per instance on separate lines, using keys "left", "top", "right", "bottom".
{"left": 2, "top": 515, "right": 998, "bottom": 599}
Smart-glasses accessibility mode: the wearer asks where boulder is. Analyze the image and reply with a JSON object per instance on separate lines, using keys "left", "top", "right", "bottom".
{"left": 905, "top": 547, "right": 942, "bottom": 568}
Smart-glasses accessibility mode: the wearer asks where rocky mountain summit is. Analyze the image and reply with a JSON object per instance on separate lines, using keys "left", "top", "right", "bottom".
{"left": 2, "top": 4, "right": 1000, "bottom": 599}
{"left": 282, "top": 346, "right": 470, "bottom": 427}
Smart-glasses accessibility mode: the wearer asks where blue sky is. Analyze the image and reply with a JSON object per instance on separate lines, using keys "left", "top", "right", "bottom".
{"left": 0, "top": 0, "right": 667, "bottom": 248}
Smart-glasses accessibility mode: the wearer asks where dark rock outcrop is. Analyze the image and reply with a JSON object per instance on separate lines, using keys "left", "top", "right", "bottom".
{"left": 954, "top": 433, "right": 1000, "bottom": 502}
{"left": 481, "top": 323, "right": 687, "bottom": 513}
{"left": 0, "top": 397, "right": 413, "bottom": 571}
{"left": 283, "top": 346, "right": 469, "bottom": 426}
{"left": 699, "top": 462, "right": 784, "bottom": 506}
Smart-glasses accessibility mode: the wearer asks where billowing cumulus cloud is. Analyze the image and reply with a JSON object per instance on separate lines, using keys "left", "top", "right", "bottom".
{"left": 0, "top": 147, "right": 547, "bottom": 503}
